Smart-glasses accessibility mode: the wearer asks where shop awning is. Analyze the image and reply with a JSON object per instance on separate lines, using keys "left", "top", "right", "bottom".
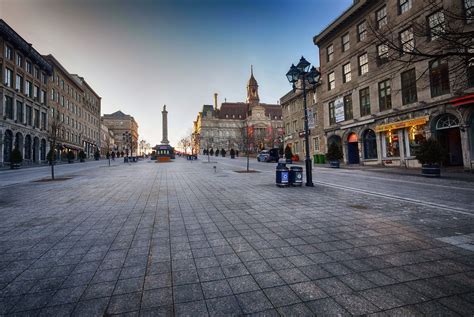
{"left": 375, "top": 116, "right": 429, "bottom": 133}
{"left": 450, "top": 94, "right": 474, "bottom": 107}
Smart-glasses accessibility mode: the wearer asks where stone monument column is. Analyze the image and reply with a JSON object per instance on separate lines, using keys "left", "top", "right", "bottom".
{"left": 161, "top": 105, "right": 169, "bottom": 145}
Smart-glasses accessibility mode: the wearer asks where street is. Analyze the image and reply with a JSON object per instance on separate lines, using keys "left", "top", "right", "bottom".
{"left": 0, "top": 158, "right": 473, "bottom": 316}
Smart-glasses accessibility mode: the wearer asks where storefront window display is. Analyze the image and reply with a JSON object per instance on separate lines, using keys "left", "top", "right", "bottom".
{"left": 385, "top": 130, "right": 400, "bottom": 157}
{"left": 408, "top": 125, "right": 426, "bottom": 156}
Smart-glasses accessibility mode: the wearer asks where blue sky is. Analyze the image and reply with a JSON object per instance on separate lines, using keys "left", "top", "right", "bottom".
{"left": 1, "top": 0, "right": 352, "bottom": 146}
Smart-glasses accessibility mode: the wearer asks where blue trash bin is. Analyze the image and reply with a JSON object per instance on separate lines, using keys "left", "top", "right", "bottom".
{"left": 289, "top": 166, "right": 303, "bottom": 187}
{"left": 276, "top": 164, "right": 289, "bottom": 187}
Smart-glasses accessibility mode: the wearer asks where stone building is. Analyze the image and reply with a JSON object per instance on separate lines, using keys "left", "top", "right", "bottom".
{"left": 100, "top": 123, "right": 114, "bottom": 156}
{"left": 0, "top": 19, "right": 52, "bottom": 166}
{"left": 314, "top": 0, "right": 474, "bottom": 169}
{"left": 72, "top": 75, "right": 101, "bottom": 158}
{"left": 280, "top": 82, "right": 324, "bottom": 160}
{"left": 193, "top": 68, "right": 284, "bottom": 154}
{"left": 102, "top": 110, "right": 139, "bottom": 155}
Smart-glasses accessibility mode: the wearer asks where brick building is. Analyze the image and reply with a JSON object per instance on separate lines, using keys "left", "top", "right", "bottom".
{"left": 314, "top": 0, "right": 474, "bottom": 169}
{"left": 0, "top": 19, "right": 52, "bottom": 166}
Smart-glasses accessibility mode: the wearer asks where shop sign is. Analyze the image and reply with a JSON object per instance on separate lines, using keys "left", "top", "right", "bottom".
{"left": 375, "top": 116, "right": 429, "bottom": 132}
{"left": 335, "top": 97, "right": 345, "bottom": 123}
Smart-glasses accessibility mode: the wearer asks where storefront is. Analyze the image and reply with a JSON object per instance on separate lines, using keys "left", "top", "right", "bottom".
{"left": 375, "top": 116, "right": 429, "bottom": 167}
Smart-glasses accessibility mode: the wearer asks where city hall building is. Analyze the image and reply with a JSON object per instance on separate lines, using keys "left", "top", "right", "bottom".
{"left": 314, "top": 0, "right": 474, "bottom": 169}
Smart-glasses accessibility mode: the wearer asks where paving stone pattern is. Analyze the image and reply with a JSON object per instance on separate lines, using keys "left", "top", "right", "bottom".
{"left": 0, "top": 159, "right": 473, "bottom": 316}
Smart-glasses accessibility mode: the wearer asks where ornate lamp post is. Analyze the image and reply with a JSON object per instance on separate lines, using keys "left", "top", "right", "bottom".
{"left": 286, "top": 56, "right": 320, "bottom": 187}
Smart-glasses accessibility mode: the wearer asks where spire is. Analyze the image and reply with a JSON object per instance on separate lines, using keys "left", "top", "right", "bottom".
{"left": 247, "top": 65, "right": 259, "bottom": 105}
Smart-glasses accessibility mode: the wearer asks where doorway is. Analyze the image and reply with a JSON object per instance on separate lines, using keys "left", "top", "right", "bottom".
{"left": 347, "top": 133, "right": 360, "bottom": 164}
{"left": 436, "top": 114, "right": 463, "bottom": 166}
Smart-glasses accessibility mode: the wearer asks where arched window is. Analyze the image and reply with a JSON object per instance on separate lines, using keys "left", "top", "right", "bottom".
{"left": 40, "top": 139, "right": 46, "bottom": 161}
{"left": 3, "top": 130, "right": 13, "bottom": 162}
{"left": 24, "top": 135, "right": 32, "bottom": 160}
{"left": 436, "top": 114, "right": 460, "bottom": 130}
{"left": 363, "top": 129, "right": 377, "bottom": 159}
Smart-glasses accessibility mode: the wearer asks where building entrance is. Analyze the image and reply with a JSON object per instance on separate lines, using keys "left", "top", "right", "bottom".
{"left": 436, "top": 114, "right": 463, "bottom": 166}
{"left": 347, "top": 133, "right": 360, "bottom": 164}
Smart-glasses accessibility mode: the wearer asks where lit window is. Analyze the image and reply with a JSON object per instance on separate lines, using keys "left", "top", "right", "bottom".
{"left": 384, "top": 130, "right": 400, "bottom": 157}
{"left": 342, "top": 33, "right": 350, "bottom": 52}
{"left": 343, "top": 63, "right": 351, "bottom": 83}
{"left": 358, "top": 53, "right": 368, "bottom": 75}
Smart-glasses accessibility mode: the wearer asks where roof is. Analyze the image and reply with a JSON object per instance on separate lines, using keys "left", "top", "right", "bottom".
{"left": 44, "top": 54, "right": 84, "bottom": 92}
{"left": 103, "top": 110, "right": 131, "bottom": 118}
{"left": 71, "top": 74, "right": 101, "bottom": 99}
{"left": 0, "top": 19, "right": 52, "bottom": 74}
{"left": 218, "top": 103, "right": 249, "bottom": 119}
{"left": 248, "top": 66, "right": 258, "bottom": 87}
{"left": 262, "top": 104, "right": 282, "bottom": 118}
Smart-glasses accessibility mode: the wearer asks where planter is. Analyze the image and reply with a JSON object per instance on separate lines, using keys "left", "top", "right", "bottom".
{"left": 421, "top": 164, "right": 440, "bottom": 177}
{"left": 329, "top": 161, "right": 340, "bottom": 168}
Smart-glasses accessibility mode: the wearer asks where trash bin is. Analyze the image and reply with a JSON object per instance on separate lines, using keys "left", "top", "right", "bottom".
{"left": 276, "top": 163, "right": 289, "bottom": 187}
{"left": 124, "top": 157, "right": 128, "bottom": 163}
{"left": 313, "top": 154, "right": 319, "bottom": 164}
{"left": 289, "top": 166, "right": 303, "bottom": 187}
{"left": 320, "top": 154, "right": 326, "bottom": 164}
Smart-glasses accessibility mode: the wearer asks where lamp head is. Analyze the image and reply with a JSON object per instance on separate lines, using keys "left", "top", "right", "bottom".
{"left": 296, "top": 56, "right": 311, "bottom": 73}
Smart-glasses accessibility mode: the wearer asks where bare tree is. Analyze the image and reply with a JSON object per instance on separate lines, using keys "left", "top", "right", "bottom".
{"left": 367, "top": 0, "right": 474, "bottom": 93}
{"left": 48, "top": 110, "right": 63, "bottom": 180}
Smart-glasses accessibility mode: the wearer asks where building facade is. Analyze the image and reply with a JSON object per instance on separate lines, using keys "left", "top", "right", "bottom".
{"left": 1, "top": 19, "right": 52, "bottom": 166}
{"left": 102, "top": 110, "right": 139, "bottom": 155}
{"left": 314, "top": 0, "right": 474, "bottom": 169}
{"left": 193, "top": 68, "right": 284, "bottom": 154}
{"left": 280, "top": 82, "right": 324, "bottom": 160}
{"left": 100, "top": 123, "right": 114, "bottom": 156}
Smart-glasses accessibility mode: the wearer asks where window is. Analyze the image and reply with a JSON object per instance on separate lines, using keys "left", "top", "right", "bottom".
{"left": 376, "top": 6, "right": 387, "bottom": 29}
{"left": 34, "top": 109, "right": 40, "bottom": 127}
{"left": 25, "top": 81, "right": 32, "bottom": 97}
{"left": 329, "top": 101, "right": 336, "bottom": 125}
{"left": 60, "top": 95, "right": 64, "bottom": 107}
{"left": 328, "top": 72, "right": 335, "bottom": 90}
{"left": 51, "top": 89, "right": 55, "bottom": 101}
{"left": 466, "top": 0, "right": 474, "bottom": 22}
{"left": 34, "top": 85, "right": 39, "bottom": 99}
{"left": 384, "top": 130, "right": 400, "bottom": 157}
{"left": 41, "top": 90, "right": 46, "bottom": 104}
{"left": 5, "top": 68, "right": 13, "bottom": 87}
{"left": 5, "top": 45, "right": 13, "bottom": 60}
{"left": 358, "top": 53, "right": 368, "bottom": 75}
{"left": 430, "top": 59, "right": 450, "bottom": 97}
{"left": 363, "top": 130, "right": 377, "bottom": 159}
{"left": 342, "top": 33, "right": 350, "bottom": 52}
{"left": 400, "top": 28, "right": 414, "bottom": 53}
{"left": 379, "top": 79, "right": 392, "bottom": 111}
{"left": 34, "top": 67, "right": 39, "bottom": 79}
{"left": 26, "top": 105, "right": 32, "bottom": 125}
{"left": 16, "top": 101, "right": 23, "bottom": 123}
{"left": 377, "top": 44, "right": 389, "bottom": 65}
{"left": 359, "top": 87, "right": 371, "bottom": 116}
{"left": 327, "top": 44, "right": 334, "bottom": 62}
{"left": 357, "top": 21, "right": 367, "bottom": 41}
{"left": 399, "top": 0, "right": 412, "bottom": 14}
{"left": 401, "top": 69, "right": 417, "bottom": 104}
{"left": 343, "top": 63, "right": 351, "bottom": 83}
{"left": 428, "top": 11, "right": 445, "bottom": 40}
{"left": 26, "top": 60, "right": 32, "bottom": 74}
{"left": 42, "top": 73, "right": 47, "bottom": 84}
{"left": 41, "top": 112, "right": 47, "bottom": 130}
{"left": 313, "top": 137, "right": 320, "bottom": 153}
{"left": 468, "top": 48, "right": 474, "bottom": 87}
{"left": 344, "top": 95, "right": 353, "bottom": 120}
{"left": 15, "top": 74, "right": 23, "bottom": 91}
{"left": 408, "top": 125, "right": 426, "bottom": 156}
{"left": 5, "top": 96, "right": 13, "bottom": 119}
{"left": 16, "top": 53, "right": 23, "bottom": 67}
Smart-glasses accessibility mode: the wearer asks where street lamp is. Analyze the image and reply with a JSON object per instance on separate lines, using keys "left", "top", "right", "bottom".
{"left": 286, "top": 56, "right": 320, "bottom": 187}
{"left": 123, "top": 131, "right": 132, "bottom": 161}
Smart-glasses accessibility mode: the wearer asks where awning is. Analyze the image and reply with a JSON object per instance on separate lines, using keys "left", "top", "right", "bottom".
{"left": 450, "top": 94, "right": 474, "bottom": 107}
{"left": 375, "top": 116, "right": 429, "bottom": 133}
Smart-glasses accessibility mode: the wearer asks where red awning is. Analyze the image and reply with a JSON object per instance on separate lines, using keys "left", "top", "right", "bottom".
{"left": 450, "top": 94, "right": 474, "bottom": 107}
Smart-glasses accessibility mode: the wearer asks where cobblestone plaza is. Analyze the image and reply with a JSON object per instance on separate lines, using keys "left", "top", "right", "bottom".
{"left": 0, "top": 159, "right": 473, "bottom": 316}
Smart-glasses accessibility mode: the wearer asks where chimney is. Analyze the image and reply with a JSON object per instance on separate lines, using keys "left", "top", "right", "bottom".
{"left": 214, "top": 93, "right": 218, "bottom": 110}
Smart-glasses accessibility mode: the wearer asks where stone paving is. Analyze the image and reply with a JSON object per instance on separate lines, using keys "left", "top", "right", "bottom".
{"left": 0, "top": 159, "right": 473, "bottom": 316}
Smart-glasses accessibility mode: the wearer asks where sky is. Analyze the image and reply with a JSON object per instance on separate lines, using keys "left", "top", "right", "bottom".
{"left": 0, "top": 0, "right": 352, "bottom": 146}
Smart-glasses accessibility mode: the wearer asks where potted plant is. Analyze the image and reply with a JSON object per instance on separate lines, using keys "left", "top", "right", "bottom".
{"left": 209, "top": 148, "right": 214, "bottom": 156}
{"left": 326, "top": 143, "right": 343, "bottom": 168}
{"left": 10, "top": 148, "right": 22, "bottom": 169}
{"left": 78, "top": 150, "right": 86, "bottom": 163}
{"left": 221, "top": 149, "right": 226, "bottom": 157}
{"left": 284, "top": 145, "right": 293, "bottom": 163}
{"left": 215, "top": 149, "right": 219, "bottom": 157}
{"left": 67, "top": 151, "right": 75, "bottom": 163}
{"left": 415, "top": 138, "right": 446, "bottom": 177}
{"left": 230, "top": 148, "right": 235, "bottom": 159}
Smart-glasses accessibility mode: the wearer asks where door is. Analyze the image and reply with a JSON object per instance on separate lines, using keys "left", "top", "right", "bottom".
{"left": 348, "top": 142, "right": 360, "bottom": 164}
{"left": 438, "top": 128, "right": 463, "bottom": 166}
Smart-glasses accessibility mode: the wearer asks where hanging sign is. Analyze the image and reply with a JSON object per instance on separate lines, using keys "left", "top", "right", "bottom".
{"left": 335, "top": 97, "right": 345, "bottom": 123}
{"left": 307, "top": 109, "right": 315, "bottom": 129}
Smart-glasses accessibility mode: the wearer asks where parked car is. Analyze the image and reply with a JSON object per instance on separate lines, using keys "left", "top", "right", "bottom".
{"left": 257, "top": 149, "right": 280, "bottom": 162}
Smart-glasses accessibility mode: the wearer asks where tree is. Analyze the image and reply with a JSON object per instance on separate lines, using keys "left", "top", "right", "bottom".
{"left": 367, "top": 0, "right": 474, "bottom": 93}
{"left": 48, "top": 109, "right": 63, "bottom": 180}
{"left": 326, "top": 143, "right": 343, "bottom": 162}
